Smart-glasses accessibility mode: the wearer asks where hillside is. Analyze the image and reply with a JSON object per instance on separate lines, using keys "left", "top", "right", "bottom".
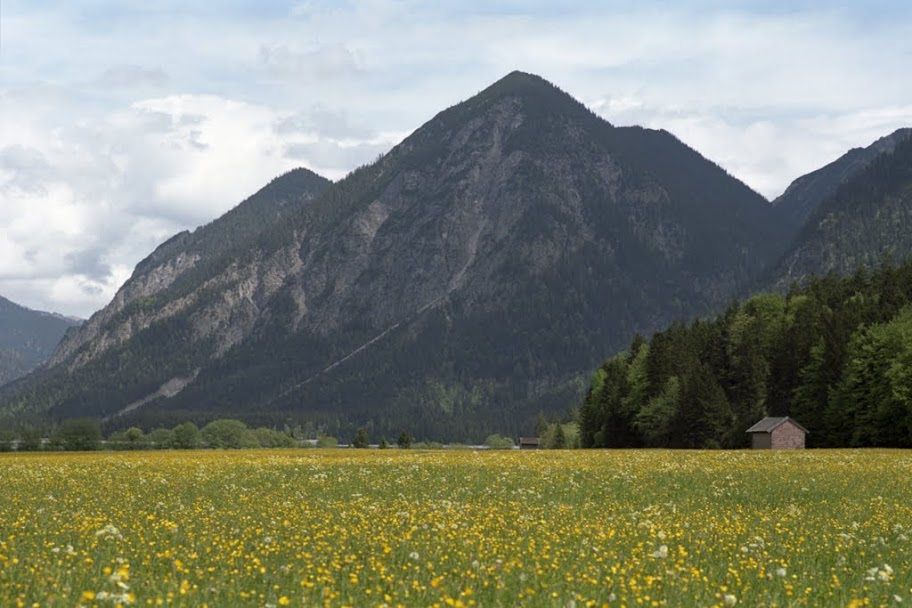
{"left": 768, "top": 134, "right": 912, "bottom": 290}
{"left": 772, "top": 128, "right": 911, "bottom": 240}
{"left": 0, "top": 296, "right": 80, "bottom": 386}
{"left": 0, "top": 72, "right": 787, "bottom": 440}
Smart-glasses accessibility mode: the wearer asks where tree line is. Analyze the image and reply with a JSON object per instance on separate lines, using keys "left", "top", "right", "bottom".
{"left": 579, "top": 260, "right": 912, "bottom": 448}
{"left": 0, "top": 419, "right": 581, "bottom": 452}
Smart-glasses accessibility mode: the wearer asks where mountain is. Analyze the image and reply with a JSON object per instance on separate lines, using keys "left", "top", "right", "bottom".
{"left": 768, "top": 134, "right": 912, "bottom": 290}
{"left": 772, "top": 128, "right": 912, "bottom": 239}
{"left": 0, "top": 296, "right": 81, "bottom": 386}
{"left": 0, "top": 71, "right": 787, "bottom": 440}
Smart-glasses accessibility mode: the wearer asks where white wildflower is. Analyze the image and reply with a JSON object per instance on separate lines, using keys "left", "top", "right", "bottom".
{"left": 776, "top": 567, "right": 787, "bottom": 577}
{"left": 95, "top": 524, "right": 123, "bottom": 541}
{"left": 408, "top": 551, "right": 419, "bottom": 560}
{"left": 723, "top": 593, "right": 737, "bottom": 606}
{"left": 651, "top": 545, "right": 668, "bottom": 559}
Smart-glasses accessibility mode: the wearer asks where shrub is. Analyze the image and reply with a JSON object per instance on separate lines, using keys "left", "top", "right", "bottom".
{"left": 316, "top": 435, "right": 338, "bottom": 448}
{"left": 484, "top": 434, "right": 516, "bottom": 449}
{"left": 202, "top": 419, "right": 257, "bottom": 449}
{"left": 54, "top": 418, "right": 102, "bottom": 452}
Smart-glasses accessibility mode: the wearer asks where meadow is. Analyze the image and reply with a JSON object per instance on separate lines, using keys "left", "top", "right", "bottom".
{"left": 1, "top": 449, "right": 910, "bottom": 607}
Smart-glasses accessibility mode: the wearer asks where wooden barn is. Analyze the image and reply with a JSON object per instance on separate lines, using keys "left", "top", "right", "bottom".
{"left": 746, "top": 417, "right": 808, "bottom": 450}
{"left": 518, "top": 437, "right": 540, "bottom": 450}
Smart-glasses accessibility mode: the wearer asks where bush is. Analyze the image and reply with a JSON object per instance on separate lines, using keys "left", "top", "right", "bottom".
{"left": 201, "top": 419, "right": 258, "bottom": 449}
{"left": 484, "top": 434, "right": 516, "bottom": 450}
{"left": 172, "top": 422, "right": 201, "bottom": 449}
{"left": 17, "top": 428, "right": 42, "bottom": 452}
{"left": 397, "top": 431, "right": 412, "bottom": 449}
{"left": 352, "top": 428, "right": 369, "bottom": 448}
{"left": 254, "top": 427, "right": 296, "bottom": 448}
{"left": 316, "top": 435, "right": 338, "bottom": 448}
{"left": 54, "top": 418, "right": 102, "bottom": 451}
{"left": 147, "top": 428, "right": 175, "bottom": 449}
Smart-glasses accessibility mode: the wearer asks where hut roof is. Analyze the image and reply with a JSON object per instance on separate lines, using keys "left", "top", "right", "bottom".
{"left": 745, "top": 416, "right": 809, "bottom": 434}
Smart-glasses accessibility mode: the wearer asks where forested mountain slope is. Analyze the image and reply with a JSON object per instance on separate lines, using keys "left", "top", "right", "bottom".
{"left": 772, "top": 128, "right": 911, "bottom": 239}
{"left": 768, "top": 135, "right": 912, "bottom": 291}
{"left": 0, "top": 72, "right": 786, "bottom": 441}
{"left": 0, "top": 296, "right": 80, "bottom": 386}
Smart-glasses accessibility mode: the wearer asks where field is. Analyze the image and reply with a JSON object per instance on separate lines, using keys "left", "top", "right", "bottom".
{"left": 1, "top": 450, "right": 911, "bottom": 607}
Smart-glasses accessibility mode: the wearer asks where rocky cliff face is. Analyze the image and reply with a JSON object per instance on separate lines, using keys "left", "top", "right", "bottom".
{"left": 0, "top": 72, "right": 787, "bottom": 439}
{"left": 48, "top": 168, "right": 331, "bottom": 369}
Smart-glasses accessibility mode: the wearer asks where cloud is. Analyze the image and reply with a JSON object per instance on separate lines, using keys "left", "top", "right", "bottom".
{"left": 258, "top": 43, "right": 365, "bottom": 80}
{"left": 94, "top": 65, "right": 170, "bottom": 89}
{"left": 0, "top": 86, "right": 404, "bottom": 317}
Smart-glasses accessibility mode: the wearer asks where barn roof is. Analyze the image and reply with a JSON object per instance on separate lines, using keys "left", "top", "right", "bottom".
{"left": 745, "top": 416, "right": 809, "bottom": 434}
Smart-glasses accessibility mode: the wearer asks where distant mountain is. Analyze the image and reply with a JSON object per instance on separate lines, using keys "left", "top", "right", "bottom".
{"left": 773, "top": 128, "right": 912, "bottom": 239}
{"left": 0, "top": 71, "right": 787, "bottom": 440}
{"left": 768, "top": 134, "right": 912, "bottom": 290}
{"left": 0, "top": 296, "right": 81, "bottom": 385}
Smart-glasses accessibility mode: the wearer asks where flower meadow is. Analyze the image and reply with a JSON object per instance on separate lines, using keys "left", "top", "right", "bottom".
{"left": 1, "top": 450, "right": 910, "bottom": 607}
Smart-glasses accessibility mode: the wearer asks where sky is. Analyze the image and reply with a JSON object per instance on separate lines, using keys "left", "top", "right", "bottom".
{"left": 2, "top": 1, "right": 911, "bottom": 318}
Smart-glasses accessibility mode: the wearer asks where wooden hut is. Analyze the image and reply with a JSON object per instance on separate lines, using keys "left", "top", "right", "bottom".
{"left": 518, "top": 437, "right": 541, "bottom": 450}
{"left": 746, "top": 417, "right": 808, "bottom": 449}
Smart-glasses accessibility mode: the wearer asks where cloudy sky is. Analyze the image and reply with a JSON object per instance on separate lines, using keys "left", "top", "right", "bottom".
{"left": 2, "top": 0, "right": 911, "bottom": 318}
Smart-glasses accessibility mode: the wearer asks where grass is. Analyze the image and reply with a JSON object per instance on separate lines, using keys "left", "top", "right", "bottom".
{"left": 1, "top": 449, "right": 910, "bottom": 607}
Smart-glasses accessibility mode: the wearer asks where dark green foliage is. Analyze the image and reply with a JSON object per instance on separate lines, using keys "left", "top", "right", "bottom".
{"left": 53, "top": 418, "right": 101, "bottom": 451}
{"left": 201, "top": 419, "right": 257, "bottom": 449}
{"left": 316, "top": 435, "right": 338, "bottom": 448}
{"left": 397, "top": 431, "right": 412, "bottom": 449}
{"left": 0, "top": 429, "right": 14, "bottom": 452}
{"left": 17, "top": 427, "right": 42, "bottom": 452}
{"left": 580, "top": 259, "right": 912, "bottom": 448}
{"left": 147, "top": 428, "right": 175, "bottom": 449}
{"left": 172, "top": 422, "right": 201, "bottom": 449}
{"left": 352, "top": 427, "right": 369, "bottom": 448}
{"left": 484, "top": 434, "right": 515, "bottom": 449}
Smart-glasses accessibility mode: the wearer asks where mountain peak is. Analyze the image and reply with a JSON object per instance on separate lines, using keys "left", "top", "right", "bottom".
{"left": 478, "top": 71, "right": 578, "bottom": 108}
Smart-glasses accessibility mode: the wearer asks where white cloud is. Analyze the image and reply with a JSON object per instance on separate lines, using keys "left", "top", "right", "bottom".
{"left": 0, "top": 88, "right": 398, "bottom": 317}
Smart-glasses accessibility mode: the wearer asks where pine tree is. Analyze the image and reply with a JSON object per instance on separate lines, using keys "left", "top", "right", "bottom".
{"left": 352, "top": 427, "right": 369, "bottom": 448}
